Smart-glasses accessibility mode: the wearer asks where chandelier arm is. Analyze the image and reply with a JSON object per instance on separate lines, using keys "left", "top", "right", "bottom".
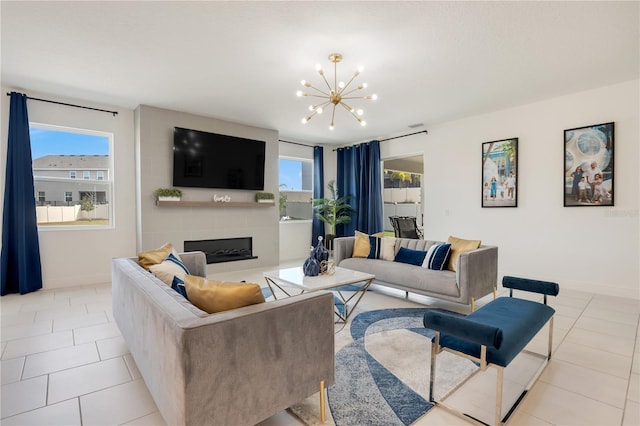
{"left": 339, "top": 101, "right": 363, "bottom": 122}
{"left": 338, "top": 73, "right": 359, "bottom": 95}
{"left": 340, "top": 86, "right": 366, "bottom": 97}
{"left": 305, "top": 94, "right": 332, "bottom": 99}
{"left": 330, "top": 104, "right": 337, "bottom": 128}
{"left": 305, "top": 83, "right": 331, "bottom": 97}
{"left": 304, "top": 109, "right": 319, "bottom": 122}
{"left": 319, "top": 72, "right": 333, "bottom": 93}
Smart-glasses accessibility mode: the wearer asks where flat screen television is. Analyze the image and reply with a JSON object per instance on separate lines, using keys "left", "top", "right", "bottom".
{"left": 172, "top": 127, "right": 266, "bottom": 190}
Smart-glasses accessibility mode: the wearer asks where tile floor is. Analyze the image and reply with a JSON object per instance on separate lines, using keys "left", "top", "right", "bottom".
{"left": 1, "top": 262, "right": 638, "bottom": 425}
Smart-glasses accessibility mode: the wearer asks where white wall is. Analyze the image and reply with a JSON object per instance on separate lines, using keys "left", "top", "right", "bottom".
{"left": 0, "top": 88, "right": 137, "bottom": 288}
{"left": 380, "top": 80, "right": 639, "bottom": 299}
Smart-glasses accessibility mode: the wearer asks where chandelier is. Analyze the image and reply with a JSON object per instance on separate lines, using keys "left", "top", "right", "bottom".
{"left": 296, "top": 53, "right": 377, "bottom": 130}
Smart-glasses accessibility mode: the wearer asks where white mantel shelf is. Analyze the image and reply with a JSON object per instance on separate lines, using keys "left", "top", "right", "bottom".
{"left": 156, "top": 200, "right": 275, "bottom": 208}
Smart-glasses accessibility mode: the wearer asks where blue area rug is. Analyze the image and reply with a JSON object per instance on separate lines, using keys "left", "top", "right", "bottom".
{"left": 326, "top": 308, "right": 478, "bottom": 426}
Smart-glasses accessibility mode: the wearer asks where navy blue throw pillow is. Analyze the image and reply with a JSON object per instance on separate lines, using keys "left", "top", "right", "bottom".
{"left": 422, "top": 243, "right": 452, "bottom": 270}
{"left": 394, "top": 246, "right": 428, "bottom": 266}
{"left": 171, "top": 276, "right": 189, "bottom": 299}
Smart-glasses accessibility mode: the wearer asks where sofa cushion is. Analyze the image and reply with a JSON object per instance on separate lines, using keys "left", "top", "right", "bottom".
{"left": 422, "top": 243, "right": 451, "bottom": 271}
{"left": 394, "top": 246, "right": 427, "bottom": 266}
{"left": 138, "top": 242, "right": 173, "bottom": 270}
{"left": 184, "top": 275, "right": 266, "bottom": 313}
{"left": 339, "top": 257, "right": 460, "bottom": 297}
{"left": 447, "top": 236, "right": 481, "bottom": 272}
{"left": 149, "top": 252, "right": 190, "bottom": 286}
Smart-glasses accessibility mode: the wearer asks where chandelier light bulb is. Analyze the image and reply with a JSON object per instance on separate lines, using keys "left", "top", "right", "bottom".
{"left": 317, "top": 107, "right": 323, "bottom": 114}
{"left": 357, "top": 109, "right": 364, "bottom": 116}
{"left": 338, "top": 81, "right": 345, "bottom": 89}
{"left": 315, "top": 64, "right": 322, "bottom": 71}
{"left": 301, "top": 117, "right": 308, "bottom": 124}
{"left": 329, "top": 124, "right": 334, "bottom": 130}
{"left": 362, "top": 82, "right": 368, "bottom": 89}
{"left": 358, "top": 66, "right": 364, "bottom": 73}
{"left": 371, "top": 94, "right": 378, "bottom": 100}
{"left": 360, "top": 120, "right": 366, "bottom": 127}
{"left": 301, "top": 80, "right": 306, "bottom": 86}
{"left": 296, "top": 91, "right": 303, "bottom": 97}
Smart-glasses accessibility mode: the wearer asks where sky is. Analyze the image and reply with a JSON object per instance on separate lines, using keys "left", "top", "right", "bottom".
{"left": 279, "top": 158, "right": 303, "bottom": 190}
{"left": 30, "top": 127, "right": 110, "bottom": 159}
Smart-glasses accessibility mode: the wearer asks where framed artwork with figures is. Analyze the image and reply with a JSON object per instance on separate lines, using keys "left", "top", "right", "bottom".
{"left": 481, "top": 138, "right": 518, "bottom": 208}
{"left": 564, "top": 122, "right": 614, "bottom": 207}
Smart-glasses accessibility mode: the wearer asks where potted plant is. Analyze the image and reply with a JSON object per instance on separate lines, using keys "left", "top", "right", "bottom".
{"left": 312, "top": 180, "right": 353, "bottom": 248}
{"left": 279, "top": 184, "right": 288, "bottom": 218}
{"left": 255, "top": 192, "right": 275, "bottom": 203}
{"left": 154, "top": 188, "right": 182, "bottom": 201}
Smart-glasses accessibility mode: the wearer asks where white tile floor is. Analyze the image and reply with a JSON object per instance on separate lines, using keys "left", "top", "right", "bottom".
{"left": 1, "top": 263, "right": 638, "bottom": 426}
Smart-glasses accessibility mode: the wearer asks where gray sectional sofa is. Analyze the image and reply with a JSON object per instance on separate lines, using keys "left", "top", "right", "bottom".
{"left": 112, "top": 251, "right": 335, "bottom": 426}
{"left": 333, "top": 237, "right": 498, "bottom": 309}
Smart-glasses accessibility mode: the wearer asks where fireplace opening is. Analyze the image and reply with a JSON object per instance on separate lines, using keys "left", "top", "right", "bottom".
{"left": 184, "top": 237, "right": 257, "bottom": 264}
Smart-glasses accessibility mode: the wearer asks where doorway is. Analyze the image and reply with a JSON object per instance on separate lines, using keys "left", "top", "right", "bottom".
{"left": 382, "top": 155, "right": 423, "bottom": 235}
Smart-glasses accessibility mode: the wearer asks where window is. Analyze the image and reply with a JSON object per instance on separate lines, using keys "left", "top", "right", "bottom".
{"left": 30, "top": 123, "right": 114, "bottom": 229}
{"left": 278, "top": 157, "right": 313, "bottom": 220}
{"left": 279, "top": 158, "right": 313, "bottom": 191}
{"left": 37, "top": 191, "right": 45, "bottom": 203}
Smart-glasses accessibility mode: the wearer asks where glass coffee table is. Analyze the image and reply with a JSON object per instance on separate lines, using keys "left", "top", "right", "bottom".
{"left": 263, "top": 266, "right": 375, "bottom": 323}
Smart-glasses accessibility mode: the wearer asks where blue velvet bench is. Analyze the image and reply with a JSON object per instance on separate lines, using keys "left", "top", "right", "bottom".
{"left": 423, "top": 276, "right": 559, "bottom": 425}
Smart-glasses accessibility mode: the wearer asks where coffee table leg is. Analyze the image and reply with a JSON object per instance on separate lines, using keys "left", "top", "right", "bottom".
{"left": 334, "top": 279, "right": 373, "bottom": 322}
{"left": 264, "top": 277, "right": 293, "bottom": 300}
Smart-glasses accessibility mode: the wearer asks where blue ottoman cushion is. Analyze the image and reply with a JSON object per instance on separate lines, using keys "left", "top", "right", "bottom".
{"left": 434, "top": 297, "right": 555, "bottom": 367}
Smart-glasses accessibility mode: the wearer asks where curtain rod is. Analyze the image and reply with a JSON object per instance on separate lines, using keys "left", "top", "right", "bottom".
{"left": 278, "top": 139, "right": 316, "bottom": 148}
{"left": 379, "top": 129, "right": 427, "bottom": 142}
{"left": 6, "top": 93, "right": 118, "bottom": 116}
{"left": 332, "top": 129, "right": 428, "bottom": 151}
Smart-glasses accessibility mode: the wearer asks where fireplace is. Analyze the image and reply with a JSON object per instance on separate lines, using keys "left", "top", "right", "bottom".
{"left": 184, "top": 237, "right": 257, "bottom": 264}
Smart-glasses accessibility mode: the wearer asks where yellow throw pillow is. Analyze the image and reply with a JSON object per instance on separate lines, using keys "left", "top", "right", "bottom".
{"left": 353, "top": 231, "right": 371, "bottom": 258}
{"left": 138, "top": 242, "right": 173, "bottom": 270}
{"left": 353, "top": 231, "right": 385, "bottom": 258}
{"left": 447, "top": 236, "right": 481, "bottom": 272}
{"left": 183, "top": 275, "right": 266, "bottom": 314}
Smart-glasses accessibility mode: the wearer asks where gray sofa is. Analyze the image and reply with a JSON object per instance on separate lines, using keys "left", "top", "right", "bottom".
{"left": 333, "top": 237, "right": 498, "bottom": 308}
{"left": 112, "top": 251, "right": 335, "bottom": 426}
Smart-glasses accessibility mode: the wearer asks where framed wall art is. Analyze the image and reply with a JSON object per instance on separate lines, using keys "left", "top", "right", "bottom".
{"left": 482, "top": 138, "right": 518, "bottom": 208}
{"left": 564, "top": 122, "right": 614, "bottom": 207}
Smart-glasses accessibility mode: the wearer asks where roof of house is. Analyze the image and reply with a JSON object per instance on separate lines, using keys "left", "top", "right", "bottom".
{"left": 32, "top": 155, "right": 109, "bottom": 169}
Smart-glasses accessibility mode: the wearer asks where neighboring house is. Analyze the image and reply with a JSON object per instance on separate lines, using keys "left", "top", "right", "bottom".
{"left": 32, "top": 155, "right": 110, "bottom": 206}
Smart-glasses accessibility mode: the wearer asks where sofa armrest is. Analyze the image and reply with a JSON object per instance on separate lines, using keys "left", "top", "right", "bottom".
{"left": 457, "top": 246, "right": 498, "bottom": 303}
{"left": 178, "top": 251, "right": 206, "bottom": 277}
{"left": 180, "top": 292, "right": 335, "bottom": 425}
{"left": 333, "top": 237, "right": 355, "bottom": 265}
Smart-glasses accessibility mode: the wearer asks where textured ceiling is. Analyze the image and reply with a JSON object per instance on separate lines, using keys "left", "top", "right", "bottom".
{"left": 1, "top": 1, "right": 638, "bottom": 144}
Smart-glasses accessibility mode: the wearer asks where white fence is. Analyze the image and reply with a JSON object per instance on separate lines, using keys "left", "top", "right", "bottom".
{"left": 36, "top": 204, "right": 109, "bottom": 223}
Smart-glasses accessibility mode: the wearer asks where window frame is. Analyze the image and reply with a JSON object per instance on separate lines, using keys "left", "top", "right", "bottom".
{"left": 30, "top": 122, "right": 115, "bottom": 231}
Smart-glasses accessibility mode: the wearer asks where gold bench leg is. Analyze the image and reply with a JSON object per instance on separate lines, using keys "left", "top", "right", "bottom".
{"left": 471, "top": 297, "right": 475, "bottom": 312}
{"left": 319, "top": 380, "right": 326, "bottom": 423}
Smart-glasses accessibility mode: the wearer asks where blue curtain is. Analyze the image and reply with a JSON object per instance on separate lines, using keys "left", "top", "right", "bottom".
{"left": 336, "top": 140, "right": 384, "bottom": 236}
{"left": 1, "top": 92, "right": 43, "bottom": 295}
{"left": 311, "top": 146, "right": 324, "bottom": 246}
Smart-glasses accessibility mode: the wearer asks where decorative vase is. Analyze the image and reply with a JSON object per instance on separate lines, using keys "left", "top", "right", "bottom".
{"left": 303, "top": 248, "right": 320, "bottom": 276}
{"left": 313, "top": 236, "right": 329, "bottom": 263}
